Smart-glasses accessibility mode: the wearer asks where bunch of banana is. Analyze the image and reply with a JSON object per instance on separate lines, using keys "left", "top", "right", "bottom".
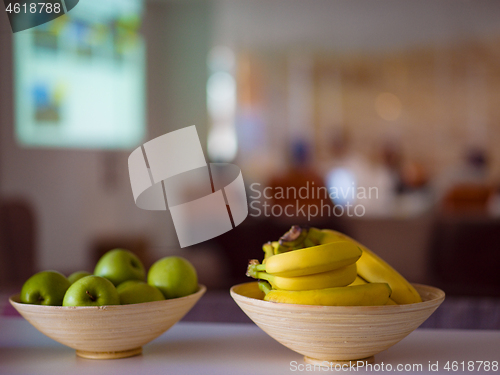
{"left": 247, "top": 230, "right": 392, "bottom": 306}
{"left": 246, "top": 225, "right": 421, "bottom": 306}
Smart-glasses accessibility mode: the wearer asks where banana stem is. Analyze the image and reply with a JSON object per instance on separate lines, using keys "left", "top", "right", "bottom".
{"left": 254, "top": 271, "right": 275, "bottom": 285}
{"left": 304, "top": 227, "right": 324, "bottom": 246}
{"left": 258, "top": 280, "right": 272, "bottom": 295}
{"left": 303, "top": 238, "right": 316, "bottom": 248}
{"left": 262, "top": 242, "right": 274, "bottom": 259}
{"left": 277, "top": 225, "right": 309, "bottom": 252}
{"left": 257, "top": 280, "right": 273, "bottom": 294}
{"left": 246, "top": 260, "right": 266, "bottom": 278}
{"left": 274, "top": 243, "right": 292, "bottom": 254}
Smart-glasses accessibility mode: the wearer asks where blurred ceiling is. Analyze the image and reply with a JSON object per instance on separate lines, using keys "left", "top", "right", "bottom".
{"left": 211, "top": 0, "right": 500, "bottom": 51}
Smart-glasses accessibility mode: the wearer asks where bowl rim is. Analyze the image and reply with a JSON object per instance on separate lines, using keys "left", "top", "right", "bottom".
{"left": 10, "top": 284, "right": 206, "bottom": 310}
{"left": 230, "top": 282, "right": 445, "bottom": 311}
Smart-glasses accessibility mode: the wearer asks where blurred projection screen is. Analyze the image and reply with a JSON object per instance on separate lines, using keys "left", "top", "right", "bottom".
{"left": 14, "top": 0, "right": 145, "bottom": 149}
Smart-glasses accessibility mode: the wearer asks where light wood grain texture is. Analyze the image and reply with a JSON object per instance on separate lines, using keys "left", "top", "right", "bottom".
{"left": 230, "top": 282, "right": 444, "bottom": 363}
{"left": 9, "top": 285, "right": 206, "bottom": 359}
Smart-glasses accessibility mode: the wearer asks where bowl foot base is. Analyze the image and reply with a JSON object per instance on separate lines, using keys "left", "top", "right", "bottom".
{"left": 304, "top": 355, "right": 375, "bottom": 368}
{"left": 76, "top": 347, "right": 143, "bottom": 360}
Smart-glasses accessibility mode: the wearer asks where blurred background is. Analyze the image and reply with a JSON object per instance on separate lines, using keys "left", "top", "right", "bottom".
{"left": 1, "top": 0, "right": 500, "bottom": 316}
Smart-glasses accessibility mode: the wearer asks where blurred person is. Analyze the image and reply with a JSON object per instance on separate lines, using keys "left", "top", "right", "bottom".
{"left": 400, "top": 160, "right": 429, "bottom": 192}
{"left": 380, "top": 140, "right": 430, "bottom": 194}
{"left": 321, "top": 128, "right": 367, "bottom": 204}
{"left": 380, "top": 139, "right": 404, "bottom": 193}
{"left": 323, "top": 129, "right": 398, "bottom": 216}
{"left": 266, "top": 139, "right": 332, "bottom": 219}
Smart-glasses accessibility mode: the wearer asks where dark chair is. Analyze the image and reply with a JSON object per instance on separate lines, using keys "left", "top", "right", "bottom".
{"left": 429, "top": 215, "right": 500, "bottom": 297}
{"left": 441, "top": 183, "right": 493, "bottom": 214}
{"left": 0, "top": 198, "right": 36, "bottom": 289}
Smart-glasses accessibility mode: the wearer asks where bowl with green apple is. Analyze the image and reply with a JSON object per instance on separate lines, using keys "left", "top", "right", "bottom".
{"left": 9, "top": 249, "right": 205, "bottom": 359}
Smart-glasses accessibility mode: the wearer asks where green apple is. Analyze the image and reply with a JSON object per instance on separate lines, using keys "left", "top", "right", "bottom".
{"left": 94, "top": 249, "right": 145, "bottom": 286}
{"left": 116, "top": 280, "right": 142, "bottom": 289}
{"left": 62, "top": 275, "right": 120, "bottom": 306}
{"left": 117, "top": 280, "right": 165, "bottom": 304}
{"left": 147, "top": 256, "right": 198, "bottom": 299}
{"left": 20, "top": 270, "right": 71, "bottom": 306}
{"left": 68, "top": 271, "right": 92, "bottom": 284}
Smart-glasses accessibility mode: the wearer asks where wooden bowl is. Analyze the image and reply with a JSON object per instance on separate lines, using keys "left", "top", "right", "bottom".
{"left": 9, "top": 285, "right": 206, "bottom": 359}
{"left": 230, "top": 282, "right": 444, "bottom": 366}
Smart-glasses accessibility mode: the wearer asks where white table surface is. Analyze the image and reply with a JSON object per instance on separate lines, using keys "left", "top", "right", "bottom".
{"left": 0, "top": 317, "right": 499, "bottom": 374}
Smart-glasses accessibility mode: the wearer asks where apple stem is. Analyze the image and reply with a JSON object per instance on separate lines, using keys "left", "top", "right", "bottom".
{"left": 85, "top": 290, "right": 96, "bottom": 301}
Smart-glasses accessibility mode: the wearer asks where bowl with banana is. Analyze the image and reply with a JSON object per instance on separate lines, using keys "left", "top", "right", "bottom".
{"left": 230, "top": 226, "right": 445, "bottom": 367}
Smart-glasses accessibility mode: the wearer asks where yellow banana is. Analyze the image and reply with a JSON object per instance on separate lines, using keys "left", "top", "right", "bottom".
{"left": 320, "top": 229, "right": 422, "bottom": 304}
{"left": 263, "top": 283, "right": 392, "bottom": 306}
{"left": 251, "top": 240, "right": 362, "bottom": 277}
{"left": 385, "top": 298, "right": 398, "bottom": 305}
{"left": 250, "top": 263, "right": 357, "bottom": 291}
{"left": 349, "top": 275, "right": 368, "bottom": 286}
{"left": 349, "top": 275, "right": 398, "bottom": 305}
